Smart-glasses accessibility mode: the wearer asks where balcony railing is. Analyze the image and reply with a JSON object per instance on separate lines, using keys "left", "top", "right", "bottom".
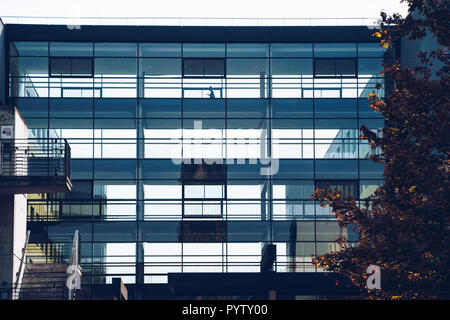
{"left": 0, "top": 139, "right": 71, "bottom": 178}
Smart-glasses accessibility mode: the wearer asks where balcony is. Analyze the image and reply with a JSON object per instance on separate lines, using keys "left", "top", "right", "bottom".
{"left": 0, "top": 139, "right": 72, "bottom": 194}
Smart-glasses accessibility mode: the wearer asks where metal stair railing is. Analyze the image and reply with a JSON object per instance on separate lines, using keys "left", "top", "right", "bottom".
{"left": 12, "top": 230, "right": 30, "bottom": 300}
{"left": 66, "top": 230, "right": 82, "bottom": 300}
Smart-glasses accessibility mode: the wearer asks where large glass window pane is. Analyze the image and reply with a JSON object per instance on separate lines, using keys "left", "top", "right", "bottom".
{"left": 315, "top": 119, "right": 358, "bottom": 159}
{"left": 71, "top": 160, "right": 93, "bottom": 179}
{"left": 140, "top": 58, "right": 181, "bottom": 76}
{"left": 141, "top": 99, "right": 181, "bottom": 118}
{"left": 271, "top": 58, "right": 313, "bottom": 76}
{"left": 143, "top": 118, "right": 181, "bottom": 159}
{"left": 358, "top": 43, "right": 389, "bottom": 57}
{"left": 183, "top": 119, "right": 225, "bottom": 159}
{"left": 183, "top": 58, "right": 225, "bottom": 77}
{"left": 57, "top": 128, "right": 93, "bottom": 159}
{"left": 227, "top": 59, "right": 268, "bottom": 76}
{"left": 227, "top": 242, "right": 261, "bottom": 272}
{"left": 144, "top": 181, "right": 182, "bottom": 199}
{"left": 49, "top": 98, "right": 93, "bottom": 118}
{"left": 94, "top": 119, "right": 137, "bottom": 159}
{"left": 95, "top": 58, "right": 137, "bottom": 75}
{"left": 315, "top": 58, "right": 356, "bottom": 77}
{"left": 358, "top": 58, "right": 384, "bottom": 77}
{"left": 139, "top": 43, "right": 181, "bottom": 57}
{"left": 50, "top": 42, "right": 93, "bottom": 56}
{"left": 95, "top": 43, "right": 137, "bottom": 57}
{"left": 315, "top": 160, "right": 358, "bottom": 179}
{"left": 227, "top": 59, "right": 269, "bottom": 98}
{"left": 227, "top": 99, "right": 268, "bottom": 118}
{"left": 336, "top": 59, "right": 356, "bottom": 76}
{"left": 272, "top": 119, "right": 313, "bottom": 159}
{"left": 204, "top": 59, "right": 225, "bottom": 76}
{"left": 183, "top": 59, "right": 203, "bottom": 76}
{"left": 71, "top": 58, "right": 93, "bottom": 76}
{"left": 140, "top": 58, "right": 181, "bottom": 98}
{"left": 276, "top": 160, "right": 314, "bottom": 179}
{"left": 272, "top": 99, "right": 313, "bottom": 118}
{"left": 94, "top": 160, "right": 137, "bottom": 179}
{"left": 16, "top": 98, "right": 48, "bottom": 118}
{"left": 271, "top": 58, "right": 313, "bottom": 98}
{"left": 315, "top": 99, "right": 357, "bottom": 118}
{"left": 94, "top": 98, "right": 137, "bottom": 118}
{"left": 182, "top": 243, "right": 223, "bottom": 273}
{"left": 93, "top": 222, "right": 137, "bottom": 241}
{"left": 227, "top": 163, "right": 265, "bottom": 180}
{"left": 50, "top": 118, "right": 92, "bottom": 129}
{"left": 92, "top": 181, "right": 136, "bottom": 220}
{"left": 50, "top": 58, "right": 71, "bottom": 76}
{"left": 140, "top": 222, "right": 180, "bottom": 241}
{"left": 11, "top": 41, "right": 48, "bottom": 56}
{"left": 183, "top": 99, "right": 225, "bottom": 118}
{"left": 10, "top": 57, "right": 48, "bottom": 77}
{"left": 94, "top": 58, "right": 137, "bottom": 97}
{"left": 270, "top": 43, "right": 312, "bottom": 57}
{"left": 144, "top": 243, "right": 181, "bottom": 283}
{"left": 315, "top": 59, "right": 335, "bottom": 76}
{"left": 140, "top": 160, "right": 181, "bottom": 180}
{"left": 50, "top": 58, "right": 93, "bottom": 77}
{"left": 227, "top": 118, "right": 267, "bottom": 160}
{"left": 314, "top": 43, "right": 356, "bottom": 57}
{"left": 183, "top": 43, "right": 225, "bottom": 57}
{"left": 272, "top": 180, "right": 314, "bottom": 199}
{"left": 227, "top": 44, "right": 269, "bottom": 57}
{"left": 227, "top": 222, "right": 269, "bottom": 242}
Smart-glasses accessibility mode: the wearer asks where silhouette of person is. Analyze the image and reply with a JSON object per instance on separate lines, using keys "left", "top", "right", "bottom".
{"left": 208, "top": 86, "right": 215, "bottom": 99}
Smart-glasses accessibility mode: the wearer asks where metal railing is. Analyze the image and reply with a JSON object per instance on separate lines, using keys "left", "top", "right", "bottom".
{"left": 12, "top": 231, "right": 30, "bottom": 300}
{"left": 26, "top": 199, "right": 346, "bottom": 221}
{"left": 1, "top": 16, "right": 381, "bottom": 27}
{"left": 67, "top": 230, "right": 82, "bottom": 300}
{"left": 10, "top": 75, "right": 385, "bottom": 99}
{"left": 0, "top": 138, "right": 71, "bottom": 178}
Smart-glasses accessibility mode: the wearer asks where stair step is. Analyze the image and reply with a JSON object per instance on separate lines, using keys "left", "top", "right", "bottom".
{"left": 25, "top": 263, "right": 68, "bottom": 271}
{"left": 23, "top": 278, "right": 66, "bottom": 282}
{"left": 21, "top": 293, "right": 66, "bottom": 300}
{"left": 23, "top": 273, "right": 67, "bottom": 279}
{"left": 22, "top": 282, "right": 66, "bottom": 288}
{"left": 18, "top": 263, "right": 79, "bottom": 300}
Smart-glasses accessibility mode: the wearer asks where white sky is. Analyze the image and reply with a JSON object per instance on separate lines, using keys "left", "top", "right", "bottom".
{"left": 1, "top": 0, "right": 409, "bottom": 20}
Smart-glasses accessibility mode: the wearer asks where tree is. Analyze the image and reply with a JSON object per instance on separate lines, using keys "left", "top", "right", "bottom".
{"left": 313, "top": 0, "right": 450, "bottom": 299}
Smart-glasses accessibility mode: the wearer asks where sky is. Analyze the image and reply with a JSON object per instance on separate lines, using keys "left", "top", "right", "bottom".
{"left": 1, "top": 0, "right": 409, "bottom": 22}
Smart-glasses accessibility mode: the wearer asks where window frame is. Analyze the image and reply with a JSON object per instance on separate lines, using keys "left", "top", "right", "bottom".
{"left": 50, "top": 57, "right": 94, "bottom": 78}
{"left": 314, "top": 179, "right": 359, "bottom": 198}
{"left": 182, "top": 57, "right": 226, "bottom": 78}
{"left": 313, "top": 58, "right": 357, "bottom": 78}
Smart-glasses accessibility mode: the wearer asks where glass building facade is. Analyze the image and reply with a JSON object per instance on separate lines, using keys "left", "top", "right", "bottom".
{"left": 5, "top": 25, "right": 393, "bottom": 298}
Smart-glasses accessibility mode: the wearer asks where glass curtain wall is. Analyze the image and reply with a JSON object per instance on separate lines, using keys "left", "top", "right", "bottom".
{"left": 10, "top": 40, "right": 389, "bottom": 285}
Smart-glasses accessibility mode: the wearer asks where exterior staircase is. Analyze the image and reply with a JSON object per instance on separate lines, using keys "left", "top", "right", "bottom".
{"left": 19, "top": 263, "right": 69, "bottom": 300}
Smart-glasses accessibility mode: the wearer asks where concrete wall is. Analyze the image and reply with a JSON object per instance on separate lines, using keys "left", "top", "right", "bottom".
{"left": 0, "top": 106, "right": 28, "bottom": 296}
{"left": 0, "top": 194, "right": 15, "bottom": 288}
